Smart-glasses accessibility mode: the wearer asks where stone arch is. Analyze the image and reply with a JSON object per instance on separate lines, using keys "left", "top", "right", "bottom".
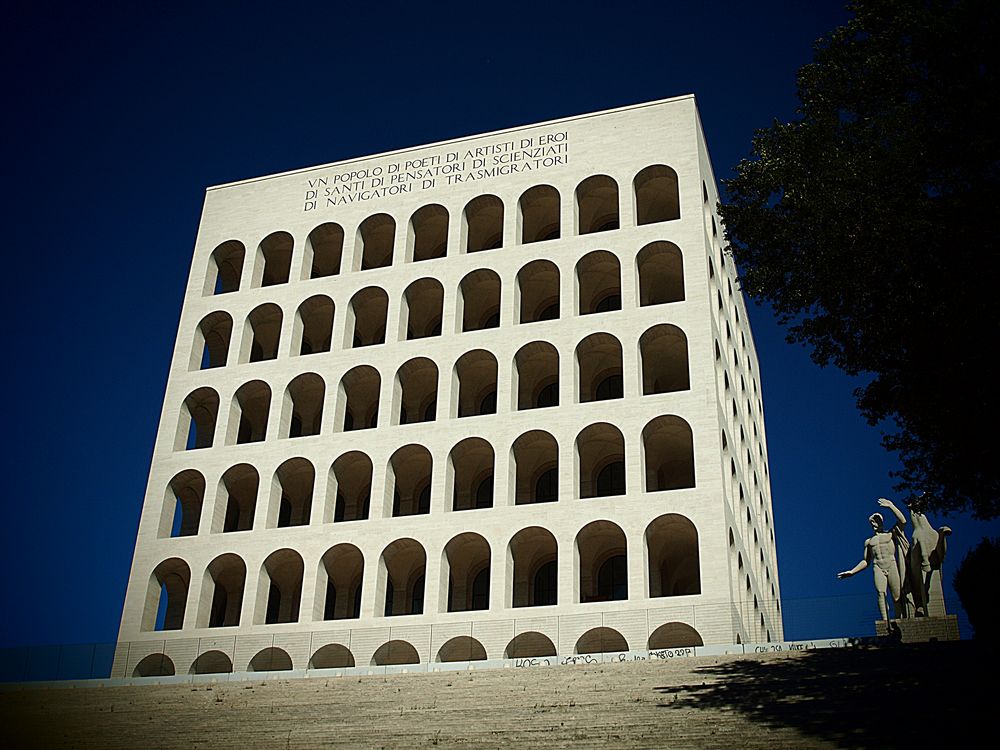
{"left": 310, "top": 644, "right": 355, "bottom": 669}
{"left": 176, "top": 387, "right": 219, "bottom": 450}
{"left": 508, "top": 526, "right": 558, "bottom": 607}
{"left": 192, "top": 311, "right": 232, "bottom": 370}
{"left": 513, "top": 341, "right": 559, "bottom": 410}
{"left": 575, "top": 627, "right": 628, "bottom": 655}
{"left": 645, "top": 514, "right": 701, "bottom": 597}
{"left": 229, "top": 380, "right": 270, "bottom": 444}
{"left": 133, "top": 654, "right": 174, "bottom": 678}
{"left": 270, "top": 457, "right": 314, "bottom": 527}
{"left": 199, "top": 553, "right": 246, "bottom": 628}
{"left": 634, "top": 165, "right": 680, "bottom": 224}
{"left": 254, "top": 231, "right": 293, "bottom": 287}
{"left": 576, "top": 250, "right": 622, "bottom": 315}
{"left": 243, "top": 303, "right": 282, "bottom": 363}
{"left": 648, "top": 622, "right": 703, "bottom": 649}
{"left": 402, "top": 278, "right": 444, "bottom": 340}
{"left": 640, "top": 324, "right": 690, "bottom": 394}
{"left": 357, "top": 213, "right": 395, "bottom": 270}
{"left": 443, "top": 532, "right": 491, "bottom": 612}
{"left": 206, "top": 239, "right": 244, "bottom": 295}
{"left": 642, "top": 416, "right": 695, "bottom": 491}
{"left": 329, "top": 451, "right": 372, "bottom": 522}
{"left": 636, "top": 241, "right": 684, "bottom": 305}
{"left": 388, "top": 444, "right": 433, "bottom": 517}
{"left": 347, "top": 287, "right": 388, "bottom": 347}
{"left": 159, "top": 469, "right": 204, "bottom": 538}
{"left": 318, "top": 544, "right": 364, "bottom": 621}
{"left": 294, "top": 295, "right": 335, "bottom": 355}
{"left": 372, "top": 640, "right": 420, "bottom": 666}
{"left": 463, "top": 194, "right": 503, "bottom": 253}
{"left": 519, "top": 185, "right": 560, "bottom": 243}
{"left": 143, "top": 558, "right": 190, "bottom": 631}
{"left": 190, "top": 651, "right": 233, "bottom": 675}
{"left": 458, "top": 269, "right": 501, "bottom": 332}
{"left": 409, "top": 204, "right": 449, "bottom": 261}
{"left": 576, "top": 423, "right": 626, "bottom": 499}
{"left": 379, "top": 538, "right": 427, "bottom": 616}
{"left": 437, "top": 636, "right": 487, "bottom": 662}
{"left": 248, "top": 647, "right": 293, "bottom": 672}
{"left": 576, "top": 520, "right": 628, "bottom": 603}
{"left": 339, "top": 365, "right": 380, "bottom": 431}
{"left": 256, "top": 549, "right": 304, "bottom": 625}
{"left": 511, "top": 430, "right": 558, "bottom": 505}
{"left": 449, "top": 437, "right": 495, "bottom": 511}
{"left": 505, "top": 632, "right": 556, "bottom": 659}
{"left": 215, "top": 464, "right": 258, "bottom": 532}
{"left": 454, "top": 349, "right": 498, "bottom": 417}
{"left": 304, "top": 222, "right": 343, "bottom": 279}
{"left": 576, "top": 333, "right": 623, "bottom": 403}
{"left": 517, "top": 260, "right": 560, "bottom": 323}
{"left": 576, "top": 175, "right": 619, "bottom": 234}
{"left": 282, "top": 373, "right": 325, "bottom": 438}
{"left": 394, "top": 357, "right": 438, "bottom": 425}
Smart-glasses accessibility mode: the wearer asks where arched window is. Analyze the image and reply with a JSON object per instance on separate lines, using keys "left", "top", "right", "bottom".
{"left": 283, "top": 373, "right": 325, "bottom": 438}
{"left": 394, "top": 357, "right": 438, "bottom": 424}
{"left": 248, "top": 647, "right": 293, "bottom": 671}
{"left": 254, "top": 231, "right": 293, "bottom": 287}
{"left": 176, "top": 387, "right": 219, "bottom": 450}
{"left": 271, "top": 457, "right": 314, "bottom": 527}
{"left": 576, "top": 521, "right": 627, "bottom": 603}
{"left": 143, "top": 558, "right": 190, "bottom": 631}
{"left": 642, "top": 416, "right": 695, "bottom": 491}
{"left": 576, "top": 333, "right": 623, "bottom": 402}
{"left": 640, "top": 324, "right": 690, "bottom": 394}
{"left": 504, "top": 632, "right": 556, "bottom": 659}
{"left": 517, "top": 260, "right": 560, "bottom": 323}
{"left": 519, "top": 185, "right": 560, "bottom": 243}
{"left": 575, "top": 627, "right": 628, "bottom": 655}
{"left": 357, "top": 213, "right": 395, "bottom": 270}
{"left": 379, "top": 539, "right": 426, "bottom": 616}
{"left": 347, "top": 287, "right": 388, "bottom": 347}
{"left": 459, "top": 269, "right": 501, "bottom": 331}
{"left": 388, "top": 445, "right": 433, "bottom": 517}
{"left": 511, "top": 431, "right": 558, "bottom": 505}
{"left": 444, "top": 532, "right": 491, "bottom": 612}
{"left": 206, "top": 240, "right": 244, "bottom": 295}
{"left": 243, "top": 303, "right": 282, "bottom": 362}
{"left": 514, "top": 342, "right": 559, "bottom": 410}
{"left": 575, "top": 175, "right": 619, "bottom": 234}
{"left": 437, "top": 636, "right": 487, "bottom": 663}
{"left": 463, "top": 194, "right": 503, "bottom": 252}
{"left": 192, "top": 311, "right": 232, "bottom": 370}
{"left": 636, "top": 242, "right": 684, "bottom": 305}
{"left": 190, "top": 651, "right": 233, "bottom": 674}
{"left": 634, "top": 165, "right": 680, "bottom": 224}
{"left": 160, "top": 469, "right": 205, "bottom": 538}
{"left": 318, "top": 544, "right": 364, "bottom": 620}
{"left": 371, "top": 640, "right": 420, "bottom": 666}
{"left": 647, "top": 622, "right": 703, "bottom": 649}
{"left": 409, "top": 204, "right": 449, "bottom": 261}
{"left": 646, "top": 514, "right": 701, "bottom": 597}
{"left": 215, "top": 464, "right": 258, "bottom": 532}
{"left": 339, "top": 365, "right": 380, "bottom": 431}
{"left": 330, "top": 451, "right": 372, "bottom": 522}
{"left": 508, "top": 527, "right": 558, "bottom": 607}
{"left": 304, "top": 222, "right": 343, "bottom": 279}
{"left": 257, "top": 549, "right": 304, "bottom": 625}
{"left": 133, "top": 654, "right": 175, "bottom": 677}
{"left": 455, "top": 349, "right": 498, "bottom": 418}
{"left": 449, "top": 437, "right": 494, "bottom": 511}
{"left": 576, "top": 251, "right": 622, "bottom": 315}
{"left": 402, "top": 278, "right": 444, "bottom": 340}
{"left": 229, "top": 380, "right": 270, "bottom": 445}
{"left": 309, "top": 644, "right": 355, "bottom": 669}
{"left": 200, "top": 553, "right": 246, "bottom": 628}
{"left": 576, "top": 423, "right": 626, "bottom": 498}
{"left": 294, "top": 295, "right": 334, "bottom": 355}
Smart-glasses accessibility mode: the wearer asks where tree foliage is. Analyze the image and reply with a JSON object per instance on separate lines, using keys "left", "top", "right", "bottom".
{"left": 720, "top": 0, "right": 999, "bottom": 518}
{"left": 953, "top": 537, "right": 999, "bottom": 638}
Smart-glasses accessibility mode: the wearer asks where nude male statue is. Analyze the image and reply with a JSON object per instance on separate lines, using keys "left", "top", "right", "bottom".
{"left": 837, "top": 498, "right": 910, "bottom": 621}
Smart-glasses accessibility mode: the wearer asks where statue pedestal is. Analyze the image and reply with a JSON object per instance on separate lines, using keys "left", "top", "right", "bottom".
{"left": 875, "top": 616, "right": 960, "bottom": 643}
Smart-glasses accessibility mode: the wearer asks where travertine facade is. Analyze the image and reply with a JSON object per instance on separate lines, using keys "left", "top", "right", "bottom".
{"left": 115, "top": 96, "right": 782, "bottom": 678}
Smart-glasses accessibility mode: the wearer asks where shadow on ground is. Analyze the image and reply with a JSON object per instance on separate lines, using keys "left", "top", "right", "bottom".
{"left": 655, "top": 641, "right": 996, "bottom": 749}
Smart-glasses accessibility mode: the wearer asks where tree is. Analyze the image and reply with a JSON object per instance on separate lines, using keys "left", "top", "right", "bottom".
{"left": 720, "top": 0, "right": 999, "bottom": 518}
{"left": 953, "top": 537, "right": 999, "bottom": 638}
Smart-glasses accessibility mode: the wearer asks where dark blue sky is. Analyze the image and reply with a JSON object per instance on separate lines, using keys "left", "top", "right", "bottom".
{"left": 2, "top": 0, "right": 994, "bottom": 647}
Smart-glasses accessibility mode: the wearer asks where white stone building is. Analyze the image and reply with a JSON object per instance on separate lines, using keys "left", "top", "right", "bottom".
{"left": 114, "top": 95, "right": 782, "bottom": 678}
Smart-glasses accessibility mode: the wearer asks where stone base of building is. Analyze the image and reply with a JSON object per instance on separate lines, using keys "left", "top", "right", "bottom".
{"left": 875, "top": 615, "right": 960, "bottom": 642}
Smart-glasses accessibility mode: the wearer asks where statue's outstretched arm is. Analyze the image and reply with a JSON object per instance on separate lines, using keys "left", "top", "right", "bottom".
{"left": 878, "top": 498, "right": 907, "bottom": 527}
{"left": 838, "top": 544, "right": 871, "bottom": 579}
